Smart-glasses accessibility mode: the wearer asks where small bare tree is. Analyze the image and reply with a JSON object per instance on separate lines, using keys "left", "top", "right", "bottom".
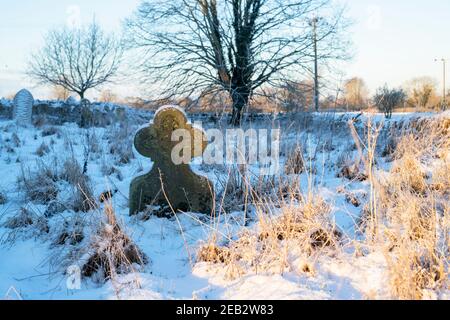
{"left": 125, "top": 0, "right": 349, "bottom": 125}
{"left": 344, "top": 77, "right": 368, "bottom": 110}
{"left": 28, "top": 21, "right": 123, "bottom": 100}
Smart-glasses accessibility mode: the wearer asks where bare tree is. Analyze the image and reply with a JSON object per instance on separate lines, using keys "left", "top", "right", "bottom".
{"left": 125, "top": 0, "right": 349, "bottom": 125}
{"left": 278, "top": 80, "right": 314, "bottom": 112}
{"left": 404, "top": 77, "right": 439, "bottom": 109}
{"left": 344, "top": 77, "right": 368, "bottom": 110}
{"left": 28, "top": 21, "right": 123, "bottom": 100}
{"left": 52, "top": 85, "right": 70, "bottom": 101}
{"left": 99, "top": 89, "right": 119, "bottom": 103}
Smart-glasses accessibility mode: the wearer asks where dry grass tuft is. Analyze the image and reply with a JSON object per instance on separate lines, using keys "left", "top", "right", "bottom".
{"left": 431, "top": 160, "right": 450, "bottom": 194}
{"left": 105, "top": 121, "right": 136, "bottom": 165}
{"left": 390, "top": 154, "right": 427, "bottom": 194}
{"left": 385, "top": 235, "right": 446, "bottom": 300}
{"left": 61, "top": 157, "right": 97, "bottom": 213}
{"left": 197, "top": 241, "right": 232, "bottom": 264}
{"left": 285, "top": 145, "right": 305, "bottom": 175}
{"left": 54, "top": 218, "right": 85, "bottom": 246}
{"left": 41, "top": 126, "right": 61, "bottom": 137}
{"left": 17, "top": 159, "right": 59, "bottom": 203}
{"left": 2, "top": 207, "right": 34, "bottom": 229}
{"left": 35, "top": 142, "right": 50, "bottom": 157}
{"left": 81, "top": 200, "right": 147, "bottom": 283}
{"left": 1, "top": 207, "right": 49, "bottom": 244}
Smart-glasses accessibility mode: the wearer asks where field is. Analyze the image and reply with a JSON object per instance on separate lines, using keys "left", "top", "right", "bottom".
{"left": 0, "top": 101, "right": 448, "bottom": 300}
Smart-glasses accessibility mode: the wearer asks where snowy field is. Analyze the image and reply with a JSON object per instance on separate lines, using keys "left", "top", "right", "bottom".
{"left": 0, "top": 102, "right": 448, "bottom": 300}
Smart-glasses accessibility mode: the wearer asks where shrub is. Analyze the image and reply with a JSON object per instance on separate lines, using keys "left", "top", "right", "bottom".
{"left": 61, "top": 157, "right": 84, "bottom": 185}
{"left": 373, "top": 86, "right": 406, "bottom": 119}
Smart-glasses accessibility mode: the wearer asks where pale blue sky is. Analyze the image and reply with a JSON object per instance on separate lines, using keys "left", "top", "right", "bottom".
{"left": 345, "top": 0, "right": 449, "bottom": 94}
{"left": 0, "top": 0, "right": 449, "bottom": 99}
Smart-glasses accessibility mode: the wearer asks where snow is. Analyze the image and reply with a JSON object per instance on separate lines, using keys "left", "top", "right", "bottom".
{"left": 0, "top": 109, "right": 447, "bottom": 300}
{"left": 154, "top": 105, "right": 188, "bottom": 120}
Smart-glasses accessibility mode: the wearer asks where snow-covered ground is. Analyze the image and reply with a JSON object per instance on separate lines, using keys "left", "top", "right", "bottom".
{"left": 0, "top": 106, "right": 448, "bottom": 300}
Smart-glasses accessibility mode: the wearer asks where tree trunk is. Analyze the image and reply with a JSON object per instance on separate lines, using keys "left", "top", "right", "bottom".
{"left": 229, "top": 88, "right": 249, "bottom": 126}
{"left": 78, "top": 90, "right": 92, "bottom": 128}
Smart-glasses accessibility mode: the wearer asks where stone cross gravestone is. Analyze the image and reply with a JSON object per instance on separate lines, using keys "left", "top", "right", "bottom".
{"left": 129, "top": 106, "right": 213, "bottom": 216}
{"left": 13, "top": 89, "right": 34, "bottom": 126}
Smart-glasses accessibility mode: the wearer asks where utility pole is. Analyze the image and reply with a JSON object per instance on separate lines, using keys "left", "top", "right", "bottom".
{"left": 311, "top": 17, "right": 320, "bottom": 112}
{"left": 435, "top": 58, "right": 447, "bottom": 110}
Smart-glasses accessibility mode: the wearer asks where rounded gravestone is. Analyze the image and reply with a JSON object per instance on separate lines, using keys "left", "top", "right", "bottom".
{"left": 13, "top": 89, "right": 34, "bottom": 126}
{"left": 66, "top": 96, "right": 78, "bottom": 105}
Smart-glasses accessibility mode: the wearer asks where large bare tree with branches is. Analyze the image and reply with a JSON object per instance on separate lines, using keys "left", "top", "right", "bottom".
{"left": 28, "top": 21, "right": 123, "bottom": 100}
{"left": 126, "top": 0, "right": 349, "bottom": 125}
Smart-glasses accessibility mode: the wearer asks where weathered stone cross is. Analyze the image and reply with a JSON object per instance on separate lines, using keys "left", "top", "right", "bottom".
{"left": 129, "top": 106, "right": 213, "bottom": 216}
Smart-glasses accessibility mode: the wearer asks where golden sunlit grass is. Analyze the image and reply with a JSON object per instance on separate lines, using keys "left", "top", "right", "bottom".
{"left": 199, "top": 162, "right": 341, "bottom": 280}
{"left": 198, "top": 114, "right": 449, "bottom": 299}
